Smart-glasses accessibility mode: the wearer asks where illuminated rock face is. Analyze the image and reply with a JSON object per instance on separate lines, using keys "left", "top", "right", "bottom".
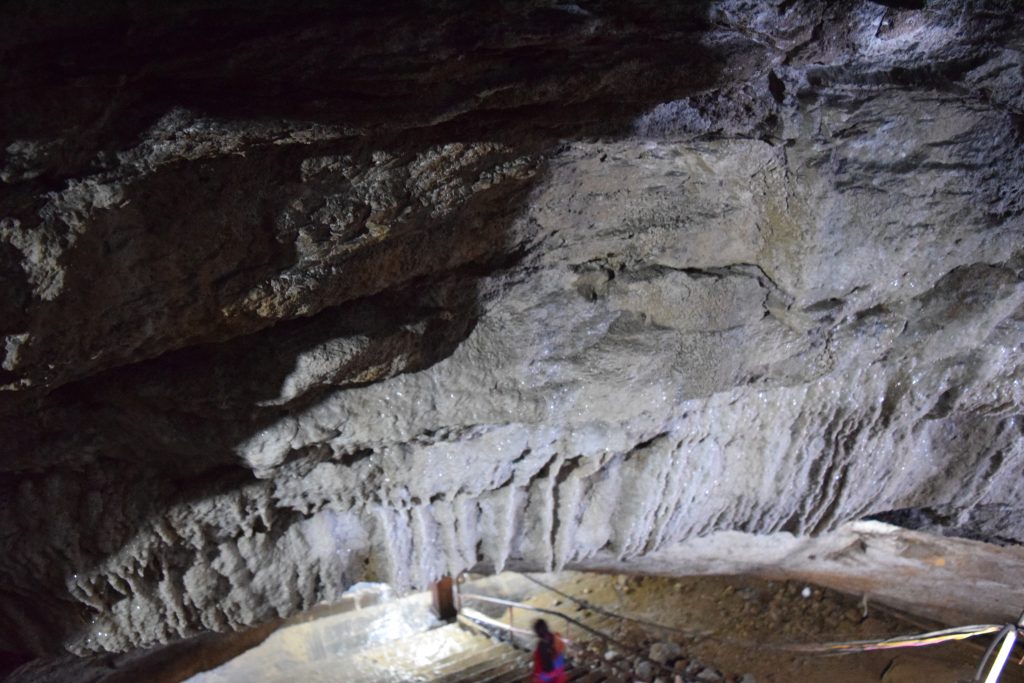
{"left": 1, "top": 0, "right": 1023, "bottom": 659}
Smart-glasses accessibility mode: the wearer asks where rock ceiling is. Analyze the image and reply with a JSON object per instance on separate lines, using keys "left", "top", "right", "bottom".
{"left": 1, "top": 0, "right": 1022, "bottom": 662}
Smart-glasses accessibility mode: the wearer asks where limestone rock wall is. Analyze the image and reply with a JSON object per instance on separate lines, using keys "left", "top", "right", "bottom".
{"left": 1, "top": 0, "right": 1023, "bottom": 658}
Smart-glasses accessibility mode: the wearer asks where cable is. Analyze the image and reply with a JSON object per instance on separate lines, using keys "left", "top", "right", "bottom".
{"left": 518, "top": 572, "right": 1000, "bottom": 654}
{"left": 516, "top": 571, "right": 1018, "bottom": 667}
{"left": 973, "top": 625, "right": 1021, "bottom": 683}
{"left": 793, "top": 624, "right": 1003, "bottom": 654}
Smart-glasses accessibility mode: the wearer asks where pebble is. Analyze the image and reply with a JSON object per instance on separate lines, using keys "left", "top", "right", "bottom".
{"left": 800, "top": 586, "right": 812, "bottom": 599}
{"left": 604, "top": 649, "right": 620, "bottom": 661}
{"left": 634, "top": 660, "right": 655, "bottom": 681}
{"left": 649, "top": 640, "right": 684, "bottom": 664}
{"left": 695, "top": 667, "right": 723, "bottom": 682}
{"left": 739, "top": 674, "right": 757, "bottom": 683}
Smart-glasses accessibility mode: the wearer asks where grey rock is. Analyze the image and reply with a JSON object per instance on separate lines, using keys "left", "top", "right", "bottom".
{"left": 0, "top": 0, "right": 1023, "bottom": 666}
{"left": 634, "top": 659, "right": 656, "bottom": 681}
{"left": 696, "top": 668, "right": 723, "bottom": 682}
{"left": 649, "top": 641, "right": 684, "bottom": 665}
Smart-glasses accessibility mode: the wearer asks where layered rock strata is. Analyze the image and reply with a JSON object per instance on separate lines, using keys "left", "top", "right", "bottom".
{"left": 1, "top": 0, "right": 1022, "bottom": 660}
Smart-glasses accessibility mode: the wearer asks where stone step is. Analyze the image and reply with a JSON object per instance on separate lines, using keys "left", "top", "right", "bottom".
{"left": 415, "top": 577, "right": 643, "bottom": 682}
{"left": 569, "top": 669, "right": 608, "bottom": 683}
{"left": 348, "top": 622, "right": 489, "bottom": 683}
{"left": 439, "top": 620, "right": 605, "bottom": 683}
{"left": 421, "top": 640, "right": 511, "bottom": 679}
{"left": 471, "top": 658, "right": 534, "bottom": 683}
{"left": 439, "top": 647, "right": 527, "bottom": 683}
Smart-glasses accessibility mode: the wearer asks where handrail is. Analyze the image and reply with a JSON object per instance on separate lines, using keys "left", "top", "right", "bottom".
{"left": 518, "top": 572, "right": 707, "bottom": 640}
{"left": 456, "top": 589, "right": 679, "bottom": 679}
{"left": 458, "top": 607, "right": 534, "bottom": 638}
{"left": 462, "top": 572, "right": 1024, "bottom": 682}
{"left": 456, "top": 602, "right": 653, "bottom": 681}
{"left": 458, "top": 594, "right": 582, "bottom": 645}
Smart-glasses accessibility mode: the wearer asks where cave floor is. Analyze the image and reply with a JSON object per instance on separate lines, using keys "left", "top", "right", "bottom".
{"left": 178, "top": 571, "right": 1021, "bottom": 683}
{"left": 512, "top": 572, "right": 1022, "bottom": 683}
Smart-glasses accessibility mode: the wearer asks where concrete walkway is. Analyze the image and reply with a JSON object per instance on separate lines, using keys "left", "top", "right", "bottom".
{"left": 185, "top": 573, "right": 548, "bottom": 683}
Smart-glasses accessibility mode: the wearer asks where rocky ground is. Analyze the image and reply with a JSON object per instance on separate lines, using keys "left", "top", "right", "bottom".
{"left": 11, "top": 570, "right": 1018, "bottom": 682}
{"left": 516, "top": 572, "right": 1023, "bottom": 683}
{"left": 2, "top": 0, "right": 1024, "bottom": 668}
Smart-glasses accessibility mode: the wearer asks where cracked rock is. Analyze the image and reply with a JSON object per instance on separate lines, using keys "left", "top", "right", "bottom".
{"left": 1, "top": 0, "right": 1023, "bottom": 663}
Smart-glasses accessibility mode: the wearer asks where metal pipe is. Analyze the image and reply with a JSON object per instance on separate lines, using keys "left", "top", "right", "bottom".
{"left": 981, "top": 629, "right": 1017, "bottom": 683}
{"left": 975, "top": 626, "right": 1015, "bottom": 683}
{"left": 459, "top": 593, "right": 634, "bottom": 659}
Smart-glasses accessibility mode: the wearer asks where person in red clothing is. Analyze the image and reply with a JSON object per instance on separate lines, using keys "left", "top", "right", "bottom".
{"left": 532, "top": 618, "right": 567, "bottom": 683}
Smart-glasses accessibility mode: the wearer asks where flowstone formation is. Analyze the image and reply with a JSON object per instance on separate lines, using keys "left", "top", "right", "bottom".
{"left": 2, "top": 0, "right": 1023, "bottom": 665}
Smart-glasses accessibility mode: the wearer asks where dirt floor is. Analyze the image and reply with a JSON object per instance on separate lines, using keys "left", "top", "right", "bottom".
{"left": 517, "top": 572, "right": 1024, "bottom": 683}
{"left": 12, "top": 571, "right": 1017, "bottom": 682}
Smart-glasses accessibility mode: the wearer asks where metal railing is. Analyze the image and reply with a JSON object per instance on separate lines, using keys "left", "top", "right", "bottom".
{"left": 453, "top": 573, "right": 1023, "bottom": 683}
{"left": 456, "top": 592, "right": 586, "bottom": 647}
{"left": 453, "top": 577, "right": 680, "bottom": 680}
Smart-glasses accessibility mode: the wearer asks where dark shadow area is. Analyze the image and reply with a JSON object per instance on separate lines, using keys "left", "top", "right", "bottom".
{"left": 0, "top": 0, "right": 726, "bottom": 403}
{"left": 0, "top": 0, "right": 750, "bottom": 663}
{"left": 0, "top": 651, "right": 32, "bottom": 681}
{"left": 868, "top": 0, "right": 925, "bottom": 9}
{"left": 1, "top": 1, "right": 721, "bottom": 185}
{"left": 867, "top": 503, "right": 1024, "bottom": 547}
{"left": 3, "top": 616, "right": 283, "bottom": 683}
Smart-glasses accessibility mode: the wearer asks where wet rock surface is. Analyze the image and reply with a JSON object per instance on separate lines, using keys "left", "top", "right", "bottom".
{"left": 1, "top": 0, "right": 1023, "bottom": 667}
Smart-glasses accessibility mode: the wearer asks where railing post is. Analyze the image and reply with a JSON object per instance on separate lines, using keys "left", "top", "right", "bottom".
{"left": 431, "top": 575, "right": 457, "bottom": 621}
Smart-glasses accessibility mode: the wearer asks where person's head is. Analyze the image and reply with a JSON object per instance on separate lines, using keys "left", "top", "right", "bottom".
{"left": 533, "top": 618, "right": 550, "bottom": 638}
{"left": 534, "top": 618, "right": 556, "bottom": 670}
